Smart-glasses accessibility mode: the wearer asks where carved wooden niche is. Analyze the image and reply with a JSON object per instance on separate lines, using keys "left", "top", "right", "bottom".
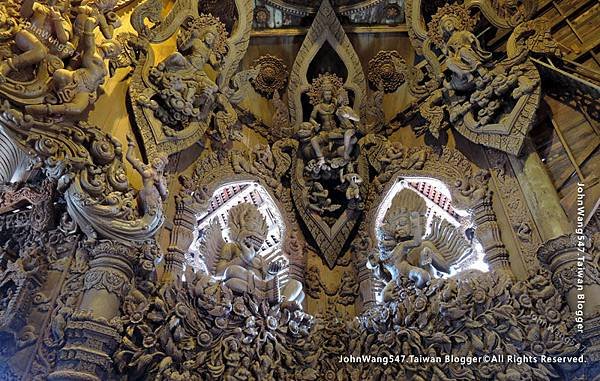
{"left": 184, "top": 175, "right": 306, "bottom": 304}
{"left": 357, "top": 146, "right": 511, "bottom": 305}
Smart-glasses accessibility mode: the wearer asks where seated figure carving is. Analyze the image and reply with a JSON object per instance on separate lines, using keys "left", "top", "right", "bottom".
{"left": 368, "top": 188, "right": 472, "bottom": 300}
{"left": 294, "top": 73, "right": 365, "bottom": 219}
{"left": 200, "top": 203, "right": 305, "bottom": 306}
{"left": 146, "top": 15, "right": 227, "bottom": 129}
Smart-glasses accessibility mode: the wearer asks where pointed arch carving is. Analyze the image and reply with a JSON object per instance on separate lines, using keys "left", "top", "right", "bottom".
{"left": 287, "top": 0, "right": 367, "bottom": 126}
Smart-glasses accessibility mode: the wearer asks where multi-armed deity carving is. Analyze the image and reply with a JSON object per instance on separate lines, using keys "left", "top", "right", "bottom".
{"left": 200, "top": 202, "right": 305, "bottom": 306}
{"left": 405, "top": 0, "right": 561, "bottom": 155}
{"left": 368, "top": 188, "right": 472, "bottom": 299}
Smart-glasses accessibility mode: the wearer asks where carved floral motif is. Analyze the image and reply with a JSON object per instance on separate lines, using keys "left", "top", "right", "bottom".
{"left": 367, "top": 50, "right": 407, "bottom": 93}
{"left": 251, "top": 54, "right": 288, "bottom": 97}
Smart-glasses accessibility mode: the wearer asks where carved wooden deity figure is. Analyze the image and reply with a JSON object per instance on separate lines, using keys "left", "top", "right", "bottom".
{"left": 126, "top": 135, "right": 169, "bottom": 215}
{"left": 0, "top": 0, "right": 73, "bottom": 78}
{"left": 25, "top": 17, "right": 121, "bottom": 115}
{"left": 304, "top": 74, "right": 359, "bottom": 164}
{"left": 148, "top": 15, "right": 228, "bottom": 126}
{"left": 369, "top": 188, "right": 472, "bottom": 300}
{"left": 439, "top": 13, "right": 493, "bottom": 92}
{"left": 201, "top": 203, "right": 305, "bottom": 306}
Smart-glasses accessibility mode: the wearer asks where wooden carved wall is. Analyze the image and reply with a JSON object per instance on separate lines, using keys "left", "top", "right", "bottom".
{"left": 0, "top": 0, "right": 599, "bottom": 380}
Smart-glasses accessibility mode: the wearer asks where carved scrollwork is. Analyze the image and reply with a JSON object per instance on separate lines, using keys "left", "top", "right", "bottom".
{"left": 0, "top": 104, "right": 167, "bottom": 245}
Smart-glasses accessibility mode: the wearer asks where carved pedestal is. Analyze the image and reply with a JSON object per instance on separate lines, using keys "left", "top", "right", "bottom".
{"left": 49, "top": 241, "right": 134, "bottom": 380}
{"left": 538, "top": 234, "right": 600, "bottom": 371}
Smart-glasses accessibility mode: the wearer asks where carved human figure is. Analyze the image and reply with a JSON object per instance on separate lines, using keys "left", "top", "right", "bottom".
{"left": 339, "top": 162, "right": 363, "bottom": 201}
{"left": 307, "top": 181, "right": 340, "bottom": 215}
{"left": 25, "top": 17, "right": 121, "bottom": 115}
{"left": 125, "top": 135, "right": 169, "bottom": 216}
{"left": 438, "top": 15, "right": 492, "bottom": 91}
{"left": 233, "top": 357, "right": 253, "bottom": 381}
{"left": 380, "top": 142, "right": 427, "bottom": 171}
{"left": 0, "top": 0, "right": 73, "bottom": 77}
{"left": 71, "top": 0, "right": 119, "bottom": 46}
{"left": 148, "top": 18, "right": 227, "bottom": 129}
{"left": 308, "top": 77, "right": 358, "bottom": 164}
{"left": 204, "top": 203, "right": 305, "bottom": 306}
{"left": 158, "top": 23, "right": 221, "bottom": 96}
{"left": 252, "top": 143, "right": 275, "bottom": 175}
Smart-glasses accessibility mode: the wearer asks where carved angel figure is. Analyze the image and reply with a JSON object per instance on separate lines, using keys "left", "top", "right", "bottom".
{"left": 368, "top": 188, "right": 472, "bottom": 299}
{"left": 126, "top": 135, "right": 168, "bottom": 216}
{"left": 199, "top": 203, "right": 305, "bottom": 306}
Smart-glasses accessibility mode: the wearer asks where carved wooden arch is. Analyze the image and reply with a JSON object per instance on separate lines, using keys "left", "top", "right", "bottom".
{"left": 366, "top": 146, "right": 511, "bottom": 275}
{"left": 287, "top": 0, "right": 367, "bottom": 126}
{"left": 187, "top": 155, "right": 307, "bottom": 282}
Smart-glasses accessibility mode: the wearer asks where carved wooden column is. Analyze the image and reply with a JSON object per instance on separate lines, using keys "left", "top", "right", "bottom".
{"left": 455, "top": 171, "right": 514, "bottom": 278}
{"left": 472, "top": 192, "right": 513, "bottom": 276}
{"left": 49, "top": 240, "right": 135, "bottom": 381}
{"left": 508, "top": 142, "right": 572, "bottom": 241}
{"left": 538, "top": 234, "right": 600, "bottom": 367}
{"left": 161, "top": 194, "right": 199, "bottom": 283}
{"left": 351, "top": 235, "right": 377, "bottom": 311}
